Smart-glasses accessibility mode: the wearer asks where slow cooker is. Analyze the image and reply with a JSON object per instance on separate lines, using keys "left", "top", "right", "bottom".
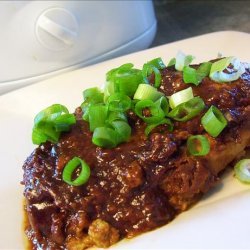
{"left": 0, "top": 0, "right": 156, "bottom": 94}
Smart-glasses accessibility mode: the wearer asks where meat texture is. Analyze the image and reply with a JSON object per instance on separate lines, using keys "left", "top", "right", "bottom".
{"left": 22, "top": 63, "right": 250, "bottom": 249}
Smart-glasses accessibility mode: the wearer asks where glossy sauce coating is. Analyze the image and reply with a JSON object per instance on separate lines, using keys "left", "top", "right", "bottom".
{"left": 23, "top": 65, "right": 250, "bottom": 249}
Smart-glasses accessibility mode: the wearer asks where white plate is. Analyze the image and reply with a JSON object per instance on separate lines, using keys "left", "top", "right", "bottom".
{"left": 0, "top": 31, "right": 250, "bottom": 250}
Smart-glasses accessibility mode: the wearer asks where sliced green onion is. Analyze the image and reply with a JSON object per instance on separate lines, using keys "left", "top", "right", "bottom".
{"left": 175, "top": 51, "right": 194, "bottom": 71}
{"left": 107, "top": 111, "right": 127, "bottom": 123}
{"left": 91, "top": 120, "right": 131, "bottom": 148}
{"left": 81, "top": 102, "right": 90, "bottom": 121}
{"left": 54, "top": 114, "right": 76, "bottom": 132}
{"left": 154, "top": 96, "right": 169, "bottom": 115}
{"left": 209, "top": 57, "right": 245, "bottom": 82}
{"left": 147, "top": 57, "right": 166, "bottom": 69}
{"left": 142, "top": 63, "right": 162, "bottom": 88}
{"left": 183, "top": 62, "right": 212, "bottom": 85}
{"left": 105, "top": 63, "right": 142, "bottom": 97}
{"left": 32, "top": 124, "right": 60, "bottom": 144}
{"left": 34, "top": 104, "right": 69, "bottom": 125}
{"left": 62, "top": 157, "right": 90, "bottom": 186}
{"left": 113, "top": 74, "right": 142, "bottom": 97}
{"left": 83, "top": 87, "right": 104, "bottom": 104}
{"left": 106, "top": 63, "right": 134, "bottom": 80}
{"left": 131, "top": 99, "right": 138, "bottom": 110}
{"left": 32, "top": 126, "right": 51, "bottom": 145}
{"left": 145, "top": 118, "right": 173, "bottom": 136}
{"left": 32, "top": 124, "right": 60, "bottom": 145}
{"left": 81, "top": 86, "right": 104, "bottom": 122}
{"left": 169, "top": 87, "right": 194, "bottom": 109}
{"left": 107, "top": 93, "right": 131, "bottom": 112}
{"left": 167, "top": 58, "right": 176, "bottom": 67}
{"left": 209, "top": 57, "right": 232, "bottom": 79}
{"left": 187, "top": 135, "right": 210, "bottom": 156}
{"left": 183, "top": 66, "right": 198, "bottom": 85}
{"left": 88, "top": 104, "right": 108, "bottom": 132}
{"left": 167, "top": 97, "right": 205, "bottom": 122}
{"left": 234, "top": 159, "right": 250, "bottom": 184}
{"left": 133, "top": 84, "right": 163, "bottom": 101}
{"left": 111, "top": 120, "right": 131, "bottom": 143}
{"left": 32, "top": 104, "right": 76, "bottom": 145}
{"left": 103, "top": 80, "right": 115, "bottom": 103}
{"left": 201, "top": 105, "right": 227, "bottom": 137}
{"left": 135, "top": 99, "right": 165, "bottom": 124}
{"left": 92, "top": 127, "right": 118, "bottom": 148}
{"left": 42, "top": 124, "right": 61, "bottom": 141}
{"left": 197, "top": 62, "right": 213, "bottom": 77}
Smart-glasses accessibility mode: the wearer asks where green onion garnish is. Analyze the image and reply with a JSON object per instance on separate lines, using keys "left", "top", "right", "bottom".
{"left": 133, "top": 84, "right": 163, "bottom": 101}
{"left": 145, "top": 118, "right": 173, "bottom": 136}
{"left": 107, "top": 93, "right": 131, "bottom": 112}
{"left": 167, "top": 57, "right": 176, "bottom": 67}
{"left": 142, "top": 63, "right": 162, "bottom": 88}
{"left": 209, "top": 57, "right": 245, "bottom": 82}
{"left": 197, "top": 61, "right": 213, "bottom": 77}
{"left": 32, "top": 125, "right": 60, "bottom": 145}
{"left": 81, "top": 87, "right": 104, "bottom": 122}
{"left": 103, "top": 81, "right": 115, "bottom": 103}
{"left": 81, "top": 102, "right": 90, "bottom": 121}
{"left": 105, "top": 63, "right": 142, "bottom": 98}
{"left": 32, "top": 104, "right": 76, "bottom": 145}
{"left": 169, "top": 87, "right": 194, "bottom": 109}
{"left": 183, "top": 62, "right": 212, "bottom": 85}
{"left": 201, "top": 105, "right": 227, "bottom": 137}
{"left": 147, "top": 57, "right": 166, "bottom": 70}
{"left": 187, "top": 135, "right": 210, "bottom": 156}
{"left": 83, "top": 87, "right": 104, "bottom": 104}
{"left": 154, "top": 96, "right": 169, "bottom": 115}
{"left": 135, "top": 99, "right": 165, "bottom": 124}
{"left": 107, "top": 111, "right": 127, "bottom": 123}
{"left": 111, "top": 120, "right": 131, "bottom": 143}
{"left": 167, "top": 97, "right": 205, "bottom": 122}
{"left": 183, "top": 66, "right": 198, "bottom": 85}
{"left": 62, "top": 157, "right": 90, "bottom": 186}
{"left": 34, "top": 104, "right": 68, "bottom": 125}
{"left": 175, "top": 51, "right": 194, "bottom": 71}
{"left": 91, "top": 120, "right": 131, "bottom": 148}
{"left": 32, "top": 53, "right": 244, "bottom": 151}
{"left": 92, "top": 127, "right": 118, "bottom": 148}
{"left": 53, "top": 114, "right": 77, "bottom": 132}
{"left": 234, "top": 159, "right": 250, "bottom": 184}
{"left": 88, "top": 104, "right": 108, "bottom": 132}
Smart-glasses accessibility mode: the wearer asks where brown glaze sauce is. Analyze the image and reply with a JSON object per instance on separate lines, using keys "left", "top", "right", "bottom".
{"left": 22, "top": 66, "right": 250, "bottom": 249}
